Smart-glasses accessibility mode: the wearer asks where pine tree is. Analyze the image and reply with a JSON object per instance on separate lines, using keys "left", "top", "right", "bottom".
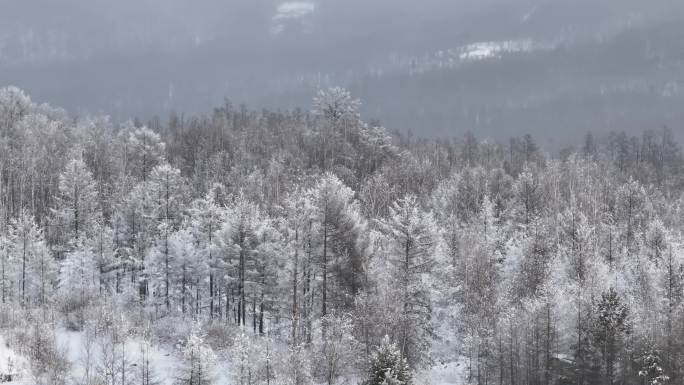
{"left": 639, "top": 351, "right": 670, "bottom": 385}
{"left": 365, "top": 336, "right": 412, "bottom": 385}
{"left": 592, "top": 288, "right": 629, "bottom": 385}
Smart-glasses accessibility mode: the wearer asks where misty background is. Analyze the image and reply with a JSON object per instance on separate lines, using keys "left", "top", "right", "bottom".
{"left": 2, "top": 0, "right": 684, "bottom": 146}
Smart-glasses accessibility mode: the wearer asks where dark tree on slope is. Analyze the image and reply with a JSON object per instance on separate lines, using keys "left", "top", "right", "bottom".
{"left": 639, "top": 351, "right": 670, "bottom": 385}
{"left": 592, "top": 288, "right": 629, "bottom": 385}
{"left": 312, "top": 173, "right": 367, "bottom": 321}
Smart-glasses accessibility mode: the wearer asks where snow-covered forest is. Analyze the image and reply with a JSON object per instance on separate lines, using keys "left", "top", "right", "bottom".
{"left": 1, "top": 85, "right": 683, "bottom": 385}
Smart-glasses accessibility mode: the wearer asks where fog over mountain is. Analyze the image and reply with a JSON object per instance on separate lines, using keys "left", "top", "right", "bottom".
{"left": 2, "top": 0, "right": 683, "bottom": 144}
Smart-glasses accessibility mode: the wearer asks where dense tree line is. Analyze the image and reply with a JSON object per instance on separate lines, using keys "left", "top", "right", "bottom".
{"left": 1, "top": 85, "right": 683, "bottom": 385}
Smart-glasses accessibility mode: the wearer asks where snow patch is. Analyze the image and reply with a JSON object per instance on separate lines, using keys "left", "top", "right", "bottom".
{"left": 0, "top": 335, "right": 28, "bottom": 384}
{"left": 459, "top": 40, "right": 541, "bottom": 61}
{"left": 273, "top": 2, "right": 315, "bottom": 21}
{"left": 415, "top": 360, "right": 466, "bottom": 385}
{"left": 271, "top": 1, "right": 316, "bottom": 35}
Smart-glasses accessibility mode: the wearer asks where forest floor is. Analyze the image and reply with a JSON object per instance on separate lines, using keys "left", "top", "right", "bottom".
{"left": 0, "top": 328, "right": 234, "bottom": 385}
{"left": 0, "top": 328, "right": 463, "bottom": 385}
{"left": 415, "top": 361, "right": 465, "bottom": 385}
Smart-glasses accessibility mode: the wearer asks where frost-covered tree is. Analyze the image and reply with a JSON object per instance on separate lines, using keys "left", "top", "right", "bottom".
{"left": 187, "top": 184, "right": 225, "bottom": 318}
{"left": 96, "top": 309, "right": 135, "bottom": 385}
{"left": 639, "top": 351, "right": 670, "bottom": 385}
{"left": 146, "top": 163, "right": 187, "bottom": 308}
{"left": 314, "top": 312, "right": 361, "bottom": 385}
{"left": 123, "top": 124, "right": 166, "bottom": 182}
{"left": 217, "top": 195, "right": 262, "bottom": 326}
{"left": 380, "top": 195, "right": 436, "bottom": 368}
{"left": 592, "top": 288, "right": 630, "bottom": 385}
{"left": 162, "top": 228, "right": 208, "bottom": 316}
{"left": 280, "top": 344, "right": 313, "bottom": 385}
{"left": 230, "top": 332, "right": 276, "bottom": 385}
{"left": 513, "top": 165, "right": 547, "bottom": 226}
{"left": 0, "top": 86, "right": 32, "bottom": 135}
{"left": 231, "top": 332, "right": 259, "bottom": 385}
{"left": 4, "top": 86, "right": 684, "bottom": 385}
{"left": 27, "top": 320, "right": 71, "bottom": 385}
{"left": 365, "top": 336, "right": 412, "bottom": 385}
{"left": 58, "top": 240, "right": 99, "bottom": 328}
{"left": 178, "top": 323, "right": 216, "bottom": 385}
{"left": 27, "top": 226, "right": 55, "bottom": 308}
{"left": 8, "top": 210, "right": 52, "bottom": 306}
{"left": 52, "top": 157, "right": 100, "bottom": 245}
{"left": 312, "top": 173, "right": 367, "bottom": 321}
{"left": 282, "top": 187, "right": 322, "bottom": 344}
{"left": 0, "top": 232, "right": 12, "bottom": 304}
{"left": 312, "top": 87, "right": 361, "bottom": 171}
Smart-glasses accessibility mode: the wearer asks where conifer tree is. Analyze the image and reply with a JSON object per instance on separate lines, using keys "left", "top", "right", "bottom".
{"left": 380, "top": 195, "right": 436, "bottom": 368}
{"left": 52, "top": 157, "right": 100, "bottom": 246}
{"left": 365, "top": 336, "right": 412, "bottom": 385}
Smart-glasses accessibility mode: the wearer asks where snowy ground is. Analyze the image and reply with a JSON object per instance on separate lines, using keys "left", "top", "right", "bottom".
{"left": 415, "top": 360, "right": 466, "bottom": 385}
{"left": 0, "top": 334, "right": 28, "bottom": 384}
{"left": 54, "top": 329, "right": 183, "bottom": 385}
{"left": 1, "top": 327, "right": 464, "bottom": 385}
{"left": 0, "top": 328, "right": 232, "bottom": 385}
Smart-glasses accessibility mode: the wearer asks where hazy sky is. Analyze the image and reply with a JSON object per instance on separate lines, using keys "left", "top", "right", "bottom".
{"left": 2, "top": 0, "right": 683, "bottom": 142}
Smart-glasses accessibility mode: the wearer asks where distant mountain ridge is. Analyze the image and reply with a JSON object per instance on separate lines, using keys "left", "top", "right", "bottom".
{"left": 1, "top": 0, "right": 683, "bottom": 144}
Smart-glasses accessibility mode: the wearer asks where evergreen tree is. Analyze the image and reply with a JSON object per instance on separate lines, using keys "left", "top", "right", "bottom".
{"left": 313, "top": 173, "right": 367, "bottom": 319}
{"left": 365, "top": 336, "right": 412, "bottom": 385}
{"left": 639, "top": 350, "right": 670, "bottom": 385}
{"left": 592, "top": 288, "right": 629, "bottom": 385}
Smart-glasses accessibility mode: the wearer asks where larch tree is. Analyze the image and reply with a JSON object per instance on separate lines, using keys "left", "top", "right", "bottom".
{"left": 187, "top": 184, "right": 225, "bottom": 318}
{"left": 167, "top": 227, "right": 208, "bottom": 317}
{"left": 58, "top": 240, "right": 99, "bottom": 329}
{"left": 380, "top": 195, "right": 437, "bottom": 368}
{"left": 312, "top": 87, "right": 361, "bottom": 171}
{"left": 312, "top": 173, "right": 367, "bottom": 323}
{"left": 51, "top": 157, "right": 100, "bottom": 249}
{"left": 282, "top": 187, "right": 321, "bottom": 345}
{"left": 179, "top": 322, "right": 216, "bottom": 385}
{"left": 123, "top": 124, "right": 166, "bottom": 182}
{"left": 217, "top": 195, "right": 262, "bottom": 327}
{"left": 9, "top": 209, "right": 47, "bottom": 306}
{"left": 148, "top": 163, "right": 187, "bottom": 309}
